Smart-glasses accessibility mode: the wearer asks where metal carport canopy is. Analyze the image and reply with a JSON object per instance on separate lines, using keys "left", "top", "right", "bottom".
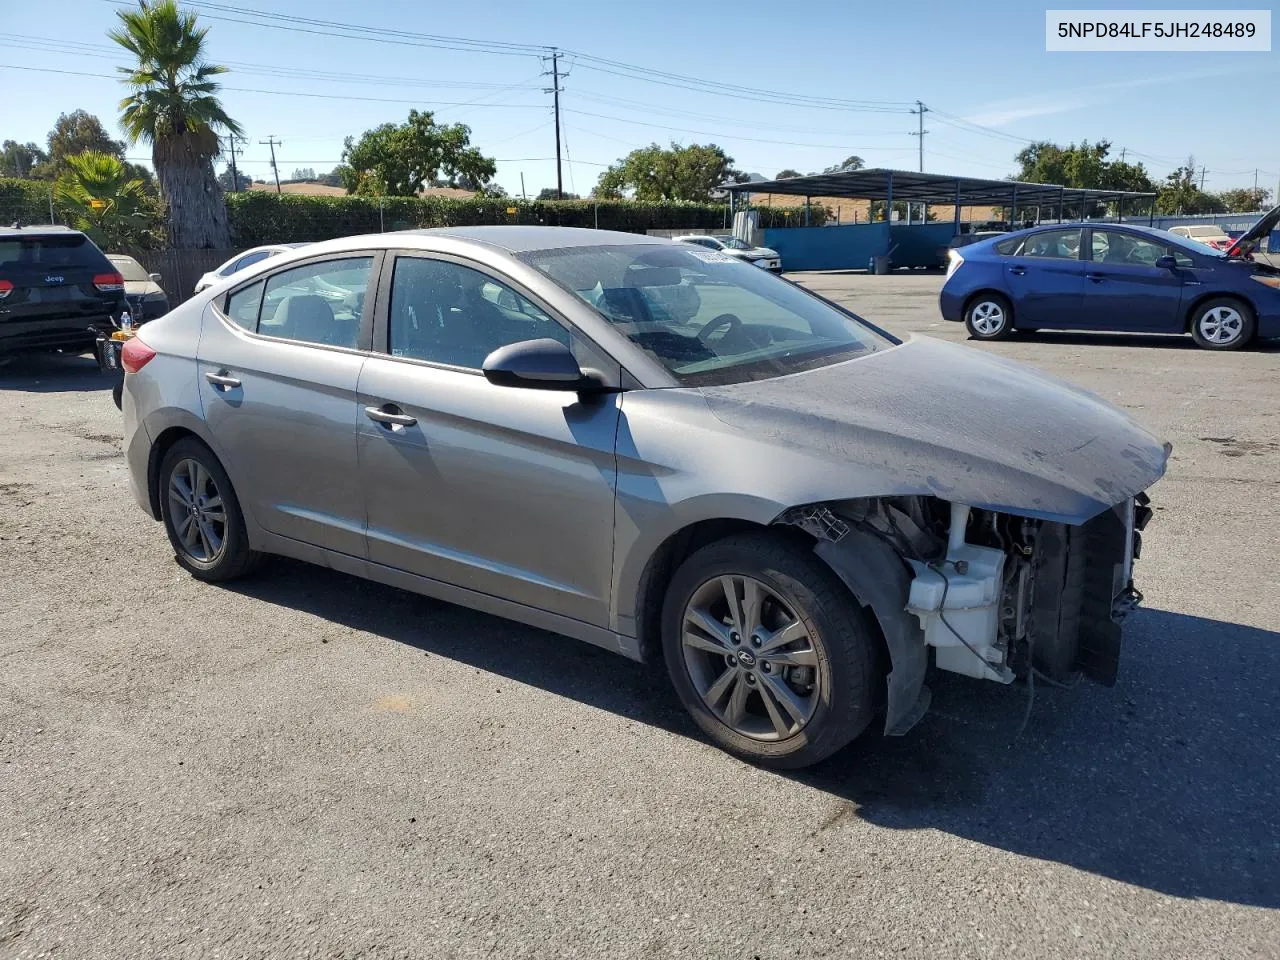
{"left": 721, "top": 168, "right": 1157, "bottom": 209}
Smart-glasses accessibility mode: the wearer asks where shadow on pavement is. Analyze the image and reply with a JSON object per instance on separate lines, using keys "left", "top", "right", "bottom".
{"left": 228, "top": 562, "right": 1279, "bottom": 908}
{"left": 0, "top": 352, "right": 114, "bottom": 393}
{"left": 1008, "top": 331, "right": 1280, "bottom": 352}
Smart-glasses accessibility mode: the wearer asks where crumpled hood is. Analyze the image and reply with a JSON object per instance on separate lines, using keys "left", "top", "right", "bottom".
{"left": 700, "top": 335, "right": 1170, "bottom": 523}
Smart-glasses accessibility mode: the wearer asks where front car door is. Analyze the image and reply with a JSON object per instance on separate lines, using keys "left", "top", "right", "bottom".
{"left": 356, "top": 252, "right": 621, "bottom": 627}
{"left": 198, "top": 253, "right": 381, "bottom": 557}
{"left": 1002, "top": 227, "right": 1086, "bottom": 329}
{"left": 1083, "top": 228, "right": 1185, "bottom": 332}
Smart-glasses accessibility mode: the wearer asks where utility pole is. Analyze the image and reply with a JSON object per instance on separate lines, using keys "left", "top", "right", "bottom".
{"left": 520, "top": 172, "right": 527, "bottom": 201}
{"left": 1199, "top": 166, "right": 1206, "bottom": 190}
{"left": 226, "top": 134, "right": 243, "bottom": 193}
{"left": 549, "top": 49, "right": 564, "bottom": 200}
{"left": 909, "top": 100, "right": 929, "bottom": 173}
{"left": 1119, "top": 147, "right": 1126, "bottom": 162}
{"left": 260, "top": 136, "right": 282, "bottom": 194}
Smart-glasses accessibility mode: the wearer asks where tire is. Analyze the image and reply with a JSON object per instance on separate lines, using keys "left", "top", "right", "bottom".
{"left": 660, "top": 532, "right": 881, "bottom": 769}
{"left": 1189, "top": 297, "right": 1255, "bottom": 350}
{"left": 158, "top": 437, "right": 262, "bottom": 582}
{"left": 111, "top": 380, "right": 123, "bottom": 410}
{"left": 963, "top": 293, "right": 1014, "bottom": 340}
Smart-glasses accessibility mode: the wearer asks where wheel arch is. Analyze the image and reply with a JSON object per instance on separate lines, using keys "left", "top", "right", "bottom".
{"left": 1181, "top": 290, "right": 1258, "bottom": 335}
{"left": 963, "top": 288, "right": 1015, "bottom": 326}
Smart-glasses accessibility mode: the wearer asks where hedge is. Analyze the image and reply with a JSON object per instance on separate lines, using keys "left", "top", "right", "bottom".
{"left": 3, "top": 176, "right": 826, "bottom": 247}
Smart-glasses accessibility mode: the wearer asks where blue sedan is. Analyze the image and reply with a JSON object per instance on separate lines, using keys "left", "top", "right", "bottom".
{"left": 939, "top": 209, "right": 1280, "bottom": 350}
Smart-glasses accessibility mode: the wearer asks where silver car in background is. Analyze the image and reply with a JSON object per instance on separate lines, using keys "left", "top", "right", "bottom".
{"left": 193, "top": 242, "right": 310, "bottom": 294}
{"left": 675, "top": 234, "right": 783, "bottom": 272}
{"left": 119, "top": 227, "right": 1167, "bottom": 768}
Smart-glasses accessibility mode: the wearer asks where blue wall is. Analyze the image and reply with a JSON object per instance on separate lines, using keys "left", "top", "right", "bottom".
{"left": 890, "top": 224, "right": 954, "bottom": 268}
{"left": 761, "top": 223, "right": 889, "bottom": 271}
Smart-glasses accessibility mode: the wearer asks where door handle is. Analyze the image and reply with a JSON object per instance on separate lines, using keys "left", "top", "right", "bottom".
{"left": 1008, "top": 266, "right": 1026, "bottom": 276}
{"left": 364, "top": 404, "right": 417, "bottom": 428}
{"left": 1086, "top": 272, "right": 1107, "bottom": 283}
{"left": 205, "top": 370, "right": 241, "bottom": 389}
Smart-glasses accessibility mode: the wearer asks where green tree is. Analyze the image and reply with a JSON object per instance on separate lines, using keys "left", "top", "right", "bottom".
{"left": 291, "top": 166, "right": 316, "bottom": 181}
{"left": 339, "top": 110, "right": 496, "bottom": 196}
{"left": 111, "top": 0, "right": 242, "bottom": 248}
{"left": 775, "top": 168, "right": 802, "bottom": 179}
{"left": 35, "top": 110, "right": 127, "bottom": 178}
{"left": 1216, "top": 186, "right": 1272, "bottom": 212}
{"left": 822, "top": 155, "right": 864, "bottom": 174}
{"left": 595, "top": 142, "right": 743, "bottom": 201}
{"left": 1012, "top": 140, "right": 1153, "bottom": 217}
{"left": 536, "top": 187, "right": 580, "bottom": 200}
{"left": 54, "top": 150, "right": 161, "bottom": 252}
{"left": 217, "top": 165, "right": 250, "bottom": 192}
{"left": 1, "top": 140, "right": 49, "bottom": 178}
{"left": 1155, "top": 157, "right": 1223, "bottom": 215}
{"left": 315, "top": 167, "right": 344, "bottom": 187}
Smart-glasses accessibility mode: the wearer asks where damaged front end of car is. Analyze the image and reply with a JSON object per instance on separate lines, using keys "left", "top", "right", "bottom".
{"left": 777, "top": 492, "right": 1155, "bottom": 736}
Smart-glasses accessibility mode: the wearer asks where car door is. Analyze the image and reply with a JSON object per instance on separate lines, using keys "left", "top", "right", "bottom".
{"left": 198, "top": 252, "right": 381, "bottom": 558}
{"left": 356, "top": 252, "right": 621, "bottom": 627}
{"left": 1082, "top": 229, "right": 1185, "bottom": 332}
{"left": 1003, "top": 227, "right": 1086, "bottom": 329}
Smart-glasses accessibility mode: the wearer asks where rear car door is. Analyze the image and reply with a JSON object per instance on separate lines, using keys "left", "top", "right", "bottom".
{"left": 1003, "top": 227, "right": 1086, "bottom": 329}
{"left": 0, "top": 231, "right": 124, "bottom": 353}
{"left": 356, "top": 252, "right": 621, "bottom": 626}
{"left": 1083, "top": 229, "right": 1185, "bottom": 332}
{"left": 197, "top": 252, "right": 381, "bottom": 558}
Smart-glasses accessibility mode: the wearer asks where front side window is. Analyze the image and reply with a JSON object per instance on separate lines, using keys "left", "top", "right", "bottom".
{"left": 387, "top": 257, "right": 569, "bottom": 369}
{"left": 1090, "top": 230, "right": 1168, "bottom": 266}
{"left": 1019, "top": 229, "right": 1082, "bottom": 260}
{"left": 521, "top": 243, "right": 891, "bottom": 386}
{"left": 255, "top": 257, "right": 372, "bottom": 348}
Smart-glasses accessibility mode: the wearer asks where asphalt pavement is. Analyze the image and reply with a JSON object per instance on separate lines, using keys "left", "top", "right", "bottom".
{"left": 1, "top": 272, "right": 1277, "bottom": 959}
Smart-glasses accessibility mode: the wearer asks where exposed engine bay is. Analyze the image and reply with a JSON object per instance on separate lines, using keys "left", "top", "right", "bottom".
{"left": 779, "top": 493, "right": 1153, "bottom": 733}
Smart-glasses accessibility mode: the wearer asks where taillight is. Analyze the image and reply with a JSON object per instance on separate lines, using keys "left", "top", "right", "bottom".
{"left": 120, "top": 336, "right": 157, "bottom": 374}
{"left": 93, "top": 271, "right": 125, "bottom": 292}
{"left": 0, "top": 279, "right": 12, "bottom": 299}
{"left": 945, "top": 250, "right": 964, "bottom": 278}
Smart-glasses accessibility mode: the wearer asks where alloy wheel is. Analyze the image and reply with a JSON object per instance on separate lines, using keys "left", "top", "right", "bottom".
{"left": 167, "top": 458, "right": 227, "bottom": 563}
{"left": 1198, "top": 305, "right": 1244, "bottom": 345}
{"left": 681, "top": 575, "right": 822, "bottom": 741}
{"left": 969, "top": 300, "right": 1006, "bottom": 336}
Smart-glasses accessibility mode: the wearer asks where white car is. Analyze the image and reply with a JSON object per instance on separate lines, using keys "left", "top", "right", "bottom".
{"left": 1167, "top": 224, "right": 1233, "bottom": 251}
{"left": 194, "top": 243, "right": 310, "bottom": 293}
{"left": 675, "top": 235, "right": 782, "bottom": 272}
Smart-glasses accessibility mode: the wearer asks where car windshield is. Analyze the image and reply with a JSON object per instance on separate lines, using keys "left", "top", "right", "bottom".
{"left": 107, "top": 255, "right": 149, "bottom": 282}
{"left": 715, "top": 236, "right": 752, "bottom": 250}
{"left": 521, "top": 243, "right": 891, "bottom": 386}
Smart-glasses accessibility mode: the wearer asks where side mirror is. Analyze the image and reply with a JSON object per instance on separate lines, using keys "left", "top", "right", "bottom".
{"left": 482, "top": 338, "right": 588, "bottom": 391}
{"left": 1155, "top": 255, "right": 1177, "bottom": 270}
{"left": 148, "top": 272, "right": 162, "bottom": 282}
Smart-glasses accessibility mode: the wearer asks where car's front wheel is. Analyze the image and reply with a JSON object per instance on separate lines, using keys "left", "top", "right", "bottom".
{"left": 661, "top": 532, "right": 881, "bottom": 769}
{"left": 1190, "top": 297, "right": 1254, "bottom": 350}
{"left": 964, "top": 293, "right": 1014, "bottom": 340}
{"left": 158, "top": 437, "right": 262, "bottom": 581}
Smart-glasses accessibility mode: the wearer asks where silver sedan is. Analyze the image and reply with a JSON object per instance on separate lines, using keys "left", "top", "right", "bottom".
{"left": 119, "top": 227, "right": 1169, "bottom": 768}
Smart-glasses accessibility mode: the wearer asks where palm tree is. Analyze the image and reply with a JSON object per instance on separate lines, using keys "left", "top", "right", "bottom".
{"left": 110, "top": 0, "right": 242, "bottom": 248}
{"left": 54, "top": 151, "right": 161, "bottom": 252}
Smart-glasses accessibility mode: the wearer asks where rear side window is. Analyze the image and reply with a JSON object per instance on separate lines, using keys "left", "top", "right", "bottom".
{"left": 224, "top": 280, "right": 265, "bottom": 330}
{"left": 1019, "top": 229, "right": 1081, "bottom": 260}
{"left": 993, "top": 237, "right": 1022, "bottom": 256}
{"left": 258, "top": 257, "right": 372, "bottom": 349}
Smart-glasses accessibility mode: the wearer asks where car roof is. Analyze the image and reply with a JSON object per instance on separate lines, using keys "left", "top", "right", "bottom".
{"left": 0, "top": 225, "right": 84, "bottom": 239}
{"left": 995, "top": 221, "right": 1177, "bottom": 243}
{"left": 392, "top": 225, "right": 664, "bottom": 253}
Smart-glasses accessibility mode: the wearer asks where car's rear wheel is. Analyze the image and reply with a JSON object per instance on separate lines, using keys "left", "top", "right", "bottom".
{"left": 158, "top": 437, "right": 262, "bottom": 581}
{"left": 661, "top": 532, "right": 880, "bottom": 769}
{"left": 964, "top": 293, "right": 1014, "bottom": 340}
{"left": 1189, "top": 297, "right": 1254, "bottom": 350}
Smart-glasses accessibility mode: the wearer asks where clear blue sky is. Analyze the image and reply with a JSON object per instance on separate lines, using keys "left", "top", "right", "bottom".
{"left": 3, "top": 0, "right": 1278, "bottom": 197}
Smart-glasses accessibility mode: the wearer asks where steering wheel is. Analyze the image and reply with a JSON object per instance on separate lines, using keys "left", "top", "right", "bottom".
{"left": 697, "top": 312, "right": 743, "bottom": 343}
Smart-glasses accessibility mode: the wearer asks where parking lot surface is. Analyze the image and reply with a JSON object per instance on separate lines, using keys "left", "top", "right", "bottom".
{"left": 2, "top": 271, "right": 1278, "bottom": 959}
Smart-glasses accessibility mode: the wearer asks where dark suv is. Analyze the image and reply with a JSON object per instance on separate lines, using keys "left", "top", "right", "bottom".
{"left": 0, "top": 226, "right": 127, "bottom": 357}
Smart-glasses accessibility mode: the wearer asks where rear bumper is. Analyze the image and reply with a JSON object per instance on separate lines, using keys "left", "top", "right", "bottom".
{"left": 0, "top": 316, "right": 117, "bottom": 354}
{"left": 939, "top": 287, "right": 966, "bottom": 323}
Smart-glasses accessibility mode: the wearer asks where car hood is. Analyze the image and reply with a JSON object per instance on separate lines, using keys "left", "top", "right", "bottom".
{"left": 699, "top": 335, "right": 1170, "bottom": 524}
{"left": 123, "top": 280, "right": 164, "bottom": 297}
{"left": 1227, "top": 203, "right": 1280, "bottom": 255}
